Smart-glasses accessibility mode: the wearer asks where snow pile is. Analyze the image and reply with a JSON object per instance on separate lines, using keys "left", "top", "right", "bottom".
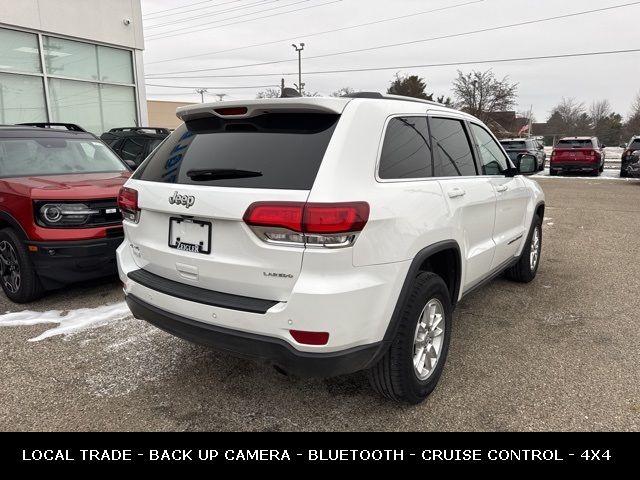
{"left": 0, "top": 302, "right": 131, "bottom": 341}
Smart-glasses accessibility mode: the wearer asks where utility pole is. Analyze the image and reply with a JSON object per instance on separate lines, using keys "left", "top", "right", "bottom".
{"left": 291, "top": 43, "right": 305, "bottom": 94}
{"left": 195, "top": 88, "right": 207, "bottom": 103}
{"left": 281, "top": 78, "right": 285, "bottom": 97}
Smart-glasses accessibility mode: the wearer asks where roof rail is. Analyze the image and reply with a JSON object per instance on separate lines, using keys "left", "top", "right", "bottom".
{"left": 18, "top": 122, "right": 86, "bottom": 132}
{"left": 107, "top": 127, "right": 170, "bottom": 134}
{"left": 341, "top": 91, "right": 444, "bottom": 108}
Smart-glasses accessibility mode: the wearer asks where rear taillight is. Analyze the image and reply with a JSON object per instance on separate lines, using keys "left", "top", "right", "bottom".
{"left": 243, "top": 201, "right": 369, "bottom": 248}
{"left": 623, "top": 149, "right": 632, "bottom": 159}
{"left": 117, "top": 187, "right": 139, "bottom": 223}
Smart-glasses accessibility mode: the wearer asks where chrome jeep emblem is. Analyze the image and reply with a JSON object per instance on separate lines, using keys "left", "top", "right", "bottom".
{"left": 169, "top": 191, "right": 195, "bottom": 208}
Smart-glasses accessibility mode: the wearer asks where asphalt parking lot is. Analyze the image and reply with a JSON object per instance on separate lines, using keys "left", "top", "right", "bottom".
{"left": 1, "top": 174, "right": 639, "bottom": 432}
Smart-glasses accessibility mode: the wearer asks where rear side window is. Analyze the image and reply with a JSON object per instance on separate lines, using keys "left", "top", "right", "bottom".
{"left": 134, "top": 113, "right": 339, "bottom": 190}
{"left": 630, "top": 139, "right": 640, "bottom": 150}
{"left": 556, "top": 139, "right": 593, "bottom": 148}
{"left": 430, "top": 117, "right": 477, "bottom": 177}
{"left": 379, "top": 117, "right": 431, "bottom": 179}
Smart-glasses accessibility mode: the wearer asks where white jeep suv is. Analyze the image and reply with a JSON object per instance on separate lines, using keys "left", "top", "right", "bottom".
{"left": 117, "top": 93, "right": 544, "bottom": 404}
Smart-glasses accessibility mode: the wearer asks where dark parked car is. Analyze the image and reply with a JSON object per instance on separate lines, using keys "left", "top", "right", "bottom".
{"left": 620, "top": 136, "right": 640, "bottom": 178}
{"left": 550, "top": 137, "right": 605, "bottom": 176}
{"left": 499, "top": 138, "right": 546, "bottom": 171}
{"left": 100, "top": 127, "right": 169, "bottom": 168}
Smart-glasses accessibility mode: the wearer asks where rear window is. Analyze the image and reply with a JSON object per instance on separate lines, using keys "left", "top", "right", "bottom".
{"left": 134, "top": 113, "right": 339, "bottom": 190}
{"left": 500, "top": 141, "right": 526, "bottom": 149}
{"left": 556, "top": 139, "right": 593, "bottom": 148}
{"left": 0, "top": 138, "right": 127, "bottom": 178}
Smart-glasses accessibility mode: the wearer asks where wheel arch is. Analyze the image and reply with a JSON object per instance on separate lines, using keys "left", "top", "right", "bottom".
{"left": 380, "top": 240, "right": 462, "bottom": 346}
{"left": 0, "top": 211, "right": 28, "bottom": 240}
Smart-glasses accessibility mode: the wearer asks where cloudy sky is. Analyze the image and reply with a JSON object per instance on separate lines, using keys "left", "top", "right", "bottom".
{"left": 141, "top": 0, "right": 640, "bottom": 122}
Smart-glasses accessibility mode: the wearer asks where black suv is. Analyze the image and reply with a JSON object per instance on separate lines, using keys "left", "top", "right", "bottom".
{"left": 100, "top": 127, "right": 169, "bottom": 168}
{"left": 499, "top": 138, "right": 546, "bottom": 171}
{"left": 620, "top": 136, "right": 640, "bottom": 178}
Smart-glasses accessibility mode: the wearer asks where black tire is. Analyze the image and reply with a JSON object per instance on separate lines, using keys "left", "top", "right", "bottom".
{"left": 592, "top": 168, "right": 600, "bottom": 177}
{"left": 506, "top": 215, "right": 542, "bottom": 283}
{"left": 0, "top": 228, "right": 44, "bottom": 303}
{"left": 620, "top": 169, "right": 628, "bottom": 178}
{"left": 599, "top": 162, "right": 604, "bottom": 173}
{"left": 549, "top": 169, "right": 558, "bottom": 176}
{"left": 367, "top": 272, "right": 452, "bottom": 404}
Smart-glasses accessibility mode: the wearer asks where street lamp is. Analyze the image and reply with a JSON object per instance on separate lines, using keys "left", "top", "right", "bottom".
{"left": 292, "top": 43, "right": 305, "bottom": 94}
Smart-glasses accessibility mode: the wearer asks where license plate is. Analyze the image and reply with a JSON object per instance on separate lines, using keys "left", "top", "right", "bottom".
{"left": 168, "top": 217, "right": 211, "bottom": 254}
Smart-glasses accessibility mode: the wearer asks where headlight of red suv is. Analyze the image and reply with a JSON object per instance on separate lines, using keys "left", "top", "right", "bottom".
{"left": 37, "top": 203, "right": 99, "bottom": 226}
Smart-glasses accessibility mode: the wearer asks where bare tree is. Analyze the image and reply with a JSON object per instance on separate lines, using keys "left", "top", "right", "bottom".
{"left": 256, "top": 88, "right": 281, "bottom": 99}
{"left": 623, "top": 91, "right": 640, "bottom": 140}
{"left": 452, "top": 69, "right": 518, "bottom": 123}
{"left": 330, "top": 87, "right": 357, "bottom": 97}
{"left": 590, "top": 100, "right": 612, "bottom": 131}
{"left": 547, "top": 98, "right": 589, "bottom": 136}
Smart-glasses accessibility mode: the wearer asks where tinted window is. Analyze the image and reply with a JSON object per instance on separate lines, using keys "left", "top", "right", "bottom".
{"left": 134, "top": 113, "right": 339, "bottom": 190}
{"left": 471, "top": 124, "right": 510, "bottom": 175}
{"left": 629, "top": 139, "right": 640, "bottom": 150}
{"left": 556, "top": 139, "right": 593, "bottom": 148}
{"left": 0, "top": 138, "right": 126, "bottom": 177}
{"left": 121, "top": 138, "right": 145, "bottom": 162}
{"left": 430, "top": 117, "right": 476, "bottom": 177}
{"left": 500, "top": 141, "right": 526, "bottom": 149}
{"left": 379, "top": 117, "right": 431, "bottom": 179}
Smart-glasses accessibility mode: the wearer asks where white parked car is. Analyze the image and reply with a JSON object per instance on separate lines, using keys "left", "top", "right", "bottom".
{"left": 117, "top": 93, "right": 545, "bottom": 404}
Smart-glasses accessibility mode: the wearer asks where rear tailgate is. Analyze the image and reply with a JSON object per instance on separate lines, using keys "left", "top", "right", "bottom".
{"left": 123, "top": 109, "right": 343, "bottom": 302}
{"left": 552, "top": 139, "right": 598, "bottom": 163}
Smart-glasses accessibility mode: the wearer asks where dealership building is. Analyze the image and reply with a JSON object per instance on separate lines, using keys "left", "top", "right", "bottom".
{"left": 0, "top": 0, "right": 147, "bottom": 135}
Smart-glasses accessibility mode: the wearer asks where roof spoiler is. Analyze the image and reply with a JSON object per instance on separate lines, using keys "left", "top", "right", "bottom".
{"left": 108, "top": 127, "right": 170, "bottom": 134}
{"left": 18, "top": 122, "right": 86, "bottom": 132}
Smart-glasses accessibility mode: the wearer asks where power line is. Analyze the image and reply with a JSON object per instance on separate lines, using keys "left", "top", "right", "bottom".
{"left": 144, "top": 48, "right": 640, "bottom": 79}
{"left": 146, "top": 0, "right": 343, "bottom": 41}
{"left": 145, "top": 83, "right": 279, "bottom": 89}
{"left": 143, "top": 0, "right": 241, "bottom": 19}
{"left": 146, "top": 0, "right": 315, "bottom": 38}
{"left": 145, "top": 0, "right": 483, "bottom": 66}
{"left": 146, "top": 1, "right": 640, "bottom": 75}
{"left": 145, "top": 0, "right": 282, "bottom": 30}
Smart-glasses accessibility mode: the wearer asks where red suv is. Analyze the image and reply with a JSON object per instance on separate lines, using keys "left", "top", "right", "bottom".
{"left": 0, "top": 124, "right": 131, "bottom": 303}
{"left": 550, "top": 136, "right": 605, "bottom": 176}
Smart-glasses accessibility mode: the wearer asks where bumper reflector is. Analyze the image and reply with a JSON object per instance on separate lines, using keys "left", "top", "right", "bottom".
{"left": 290, "top": 330, "right": 330, "bottom": 346}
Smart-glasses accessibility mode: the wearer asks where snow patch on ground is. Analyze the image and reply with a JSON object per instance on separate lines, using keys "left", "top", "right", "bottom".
{"left": 0, "top": 302, "right": 131, "bottom": 341}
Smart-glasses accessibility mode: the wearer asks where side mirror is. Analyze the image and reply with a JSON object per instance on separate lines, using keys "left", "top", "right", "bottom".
{"left": 518, "top": 154, "right": 537, "bottom": 175}
{"left": 600, "top": 144, "right": 606, "bottom": 149}
{"left": 620, "top": 144, "right": 627, "bottom": 149}
{"left": 124, "top": 159, "right": 137, "bottom": 170}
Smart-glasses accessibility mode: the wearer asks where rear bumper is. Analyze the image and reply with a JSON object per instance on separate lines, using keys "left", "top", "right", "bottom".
{"left": 28, "top": 235, "right": 123, "bottom": 289}
{"left": 126, "top": 294, "right": 385, "bottom": 377}
{"left": 550, "top": 161, "right": 599, "bottom": 172}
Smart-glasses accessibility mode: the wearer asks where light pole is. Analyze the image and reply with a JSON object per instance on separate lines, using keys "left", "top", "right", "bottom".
{"left": 291, "top": 43, "right": 305, "bottom": 94}
{"left": 195, "top": 88, "right": 208, "bottom": 103}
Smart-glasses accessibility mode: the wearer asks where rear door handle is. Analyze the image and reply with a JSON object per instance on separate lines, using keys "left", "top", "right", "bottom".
{"left": 496, "top": 185, "right": 509, "bottom": 193}
{"left": 447, "top": 188, "right": 466, "bottom": 198}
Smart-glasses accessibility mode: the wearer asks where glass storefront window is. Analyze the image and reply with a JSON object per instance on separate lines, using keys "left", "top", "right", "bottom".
{"left": 43, "top": 36, "right": 98, "bottom": 81}
{"left": 98, "top": 46, "right": 133, "bottom": 84}
{"left": 48, "top": 78, "right": 102, "bottom": 134}
{"left": 100, "top": 84, "right": 137, "bottom": 131}
{"left": 0, "top": 28, "right": 42, "bottom": 74}
{"left": 0, "top": 73, "right": 47, "bottom": 124}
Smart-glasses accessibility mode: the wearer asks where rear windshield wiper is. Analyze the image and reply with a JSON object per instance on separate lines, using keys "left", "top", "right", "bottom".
{"left": 186, "top": 168, "right": 263, "bottom": 181}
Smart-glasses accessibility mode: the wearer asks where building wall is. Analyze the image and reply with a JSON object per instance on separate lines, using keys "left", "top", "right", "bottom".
{"left": 147, "top": 100, "right": 196, "bottom": 129}
{"left": 0, "top": 0, "right": 144, "bottom": 49}
{"left": 0, "top": 0, "right": 147, "bottom": 132}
